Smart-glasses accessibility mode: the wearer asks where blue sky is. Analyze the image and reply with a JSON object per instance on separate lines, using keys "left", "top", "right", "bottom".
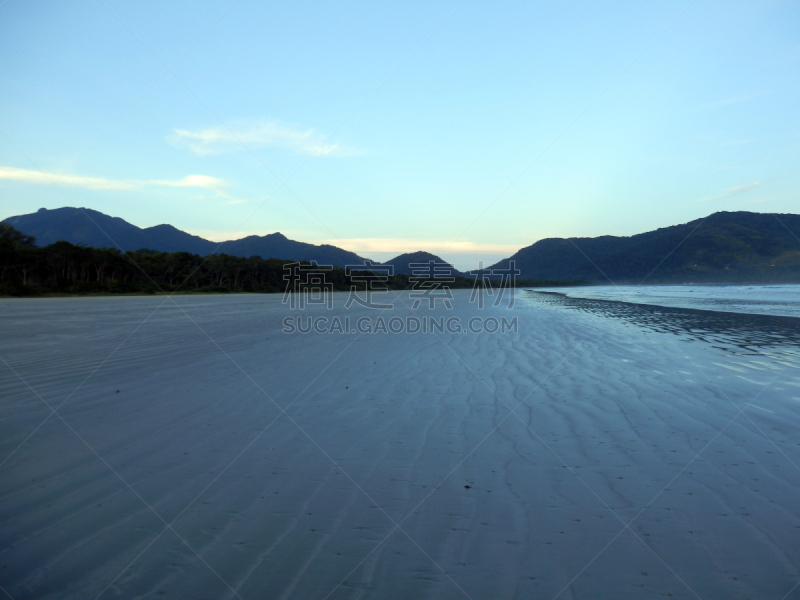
{"left": 1, "top": 0, "right": 798, "bottom": 270}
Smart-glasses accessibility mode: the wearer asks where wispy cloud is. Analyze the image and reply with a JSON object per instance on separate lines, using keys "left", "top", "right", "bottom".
{"left": 153, "top": 174, "right": 225, "bottom": 188}
{"left": 700, "top": 91, "right": 768, "bottom": 110}
{"left": 0, "top": 165, "right": 225, "bottom": 191}
{"left": 699, "top": 182, "right": 761, "bottom": 202}
{"left": 0, "top": 165, "right": 134, "bottom": 190}
{"left": 169, "top": 121, "right": 358, "bottom": 157}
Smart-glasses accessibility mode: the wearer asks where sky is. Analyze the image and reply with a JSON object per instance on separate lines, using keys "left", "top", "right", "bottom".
{"left": 1, "top": 0, "right": 799, "bottom": 271}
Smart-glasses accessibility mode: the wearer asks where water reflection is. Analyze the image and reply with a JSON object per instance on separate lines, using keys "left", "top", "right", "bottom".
{"left": 527, "top": 290, "right": 800, "bottom": 357}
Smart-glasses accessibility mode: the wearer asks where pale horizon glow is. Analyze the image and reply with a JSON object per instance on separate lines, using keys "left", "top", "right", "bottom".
{"left": 321, "top": 237, "right": 521, "bottom": 255}
{"left": 185, "top": 231, "right": 520, "bottom": 269}
{"left": 188, "top": 231, "right": 520, "bottom": 253}
{"left": 184, "top": 228, "right": 269, "bottom": 242}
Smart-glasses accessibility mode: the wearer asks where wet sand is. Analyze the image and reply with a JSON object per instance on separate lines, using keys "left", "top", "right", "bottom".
{"left": 2, "top": 290, "right": 799, "bottom": 599}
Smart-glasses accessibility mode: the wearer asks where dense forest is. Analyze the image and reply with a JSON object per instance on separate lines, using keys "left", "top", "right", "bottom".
{"left": 0, "top": 225, "right": 576, "bottom": 296}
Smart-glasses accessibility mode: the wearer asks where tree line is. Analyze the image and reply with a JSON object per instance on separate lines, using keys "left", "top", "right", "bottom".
{"left": 0, "top": 224, "right": 463, "bottom": 296}
{"left": 0, "top": 224, "right": 582, "bottom": 296}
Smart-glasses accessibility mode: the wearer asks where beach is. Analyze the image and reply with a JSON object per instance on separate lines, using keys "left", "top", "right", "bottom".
{"left": 2, "top": 289, "right": 799, "bottom": 599}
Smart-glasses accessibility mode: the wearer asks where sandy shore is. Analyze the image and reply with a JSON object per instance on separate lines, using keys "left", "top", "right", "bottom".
{"left": 2, "top": 290, "right": 799, "bottom": 599}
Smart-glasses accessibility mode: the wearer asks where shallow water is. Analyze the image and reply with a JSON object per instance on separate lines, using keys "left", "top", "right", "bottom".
{"left": 544, "top": 284, "right": 800, "bottom": 319}
{"left": 529, "top": 289, "right": 800, "bottom": 358}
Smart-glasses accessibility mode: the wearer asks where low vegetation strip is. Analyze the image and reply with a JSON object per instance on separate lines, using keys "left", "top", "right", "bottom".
{"left": 0, "top": 225, "right": 581, "bottom": 296}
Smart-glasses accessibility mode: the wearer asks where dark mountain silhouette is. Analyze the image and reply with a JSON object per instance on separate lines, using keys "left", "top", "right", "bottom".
{"left": 383, "top": 251, "right": 465, "bottom": 277}
{"left": 5, "top": 207, "right": 214, "bottom": 254}
{"left": 7, "top": 207, "right": 799, "bottom": 284}
{"left": 220, "top": 232, "right": 366, "bottom": 268}
{"left": 4, "top": 207, "right": 368, "bottom": 267}
{"left": 490, "top": 211, "right": 800, "bottom": 284}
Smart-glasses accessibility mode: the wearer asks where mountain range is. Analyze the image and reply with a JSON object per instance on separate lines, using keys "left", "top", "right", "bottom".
{"left": 5, "top": 207, "right": 800, "bottom": 284}
{"left": 488, "top": 211, "right": 800, "bottom": 283}
{"left": 3, "top": 207, "right": 462, "bottom": 275}
{"left": 5, "top": 207, "right": 367, "bottom": 267}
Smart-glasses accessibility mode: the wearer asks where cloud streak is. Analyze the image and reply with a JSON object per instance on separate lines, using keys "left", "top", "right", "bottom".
{"left": 170, "top": 121, "right": 357, "bottom": 157}
{"left": 699, "top": 182, "right": 761, "bottom": 202}
{"left": 700, "top": 92, "right": 768, "bottom": 110}
{"left": 0, "top": 166, "right": 225, "bottom": 191}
